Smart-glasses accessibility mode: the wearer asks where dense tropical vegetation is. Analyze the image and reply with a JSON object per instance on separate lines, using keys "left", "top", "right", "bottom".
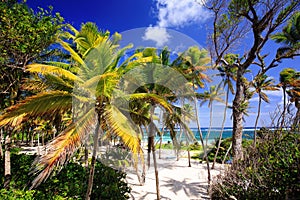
{"left": 0, "top": 0, "right": 299, "bottom": 199}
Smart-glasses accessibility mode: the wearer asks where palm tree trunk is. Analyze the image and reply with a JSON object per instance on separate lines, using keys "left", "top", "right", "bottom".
{"left": 149, "top": 106, "right": 160, "bottom": 200}
{"left": 232, "top": 74, "right": 244, "bottom": 162}
{"left": 253, "top": 96, "right": 262, "bottom": 145}
{"left": 0, "top": 128, "right": 4, "bottom": 159}
{"left": 194, "top": 97, "right": 211, "bottom": 185}
{"left": 187, "top": 148, "right": 191, "bottom": 167}
{"left": 222, "top": 141, "right": 232, "bottom": 165}
{"left": 37, "top": 132, "right": 40, "bottom": 155}
{"left": 85, "top": 121, "right": 101, "bottom": 200}
{"left": 150, "top": 120, "right": 160, "bottom": 200}
{"left": 281, "top": 87, "right": 287, "bottom": 129}
{"left": 203, "top": 105, "right": 213, "bottom": 161}
{"left": 212, "top": 87, "right": 229, "bottom": 169}
{"left": 4, "top": 134, "right": 11, "bottom": 189}
{"left": 159, "top": 135, "right": 162, "bottom": 159}
{"left": 84, "top": 144, "right": 89, "bottom": 169}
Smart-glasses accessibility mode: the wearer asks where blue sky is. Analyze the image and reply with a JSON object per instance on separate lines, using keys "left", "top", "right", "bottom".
{"left": 26, "top": 0, "right": 299, "bottom": 128}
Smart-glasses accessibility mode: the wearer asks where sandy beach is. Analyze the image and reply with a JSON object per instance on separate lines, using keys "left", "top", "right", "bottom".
{"left": 126, "top": 149, "right": 223, "bottom": 200}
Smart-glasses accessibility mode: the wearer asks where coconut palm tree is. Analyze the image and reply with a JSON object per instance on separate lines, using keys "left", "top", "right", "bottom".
{"left": 182, "top": 103, "right": 196, "bottom": 167}
{"left": 271, "top": 11, "right": 300, "bottom": 57}
{"left": 176, "top": 46, "right": 212, "bottom": 184}
{"left": 212, "top": 55, "right": 237, "bottom": 169}
{"left": 279, "top": 68, "right": 297, "bottom": 128}
{"left": 251, "top": 73, "right": 278, "bottom": 145}
{"left": 199, "top": 85, "right": 224, "bottom": 165}
{"left": 286, "top": 70, "right": 300, "bottom": 130}
{"left": 0, "top": 24, "right": 173, "bottom": 200}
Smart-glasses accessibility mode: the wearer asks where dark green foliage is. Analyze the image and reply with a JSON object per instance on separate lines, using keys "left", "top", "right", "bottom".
{"left": 0, "top": 153, "right": 131, "bottom": 199}
{"left": 0, "top": 0, "right": 64, "bottom": 109}
{"left": 207, "top": 138, "right": 252, "bottom": 163}
{"left": 210, "top": 132, "right": 300, "bottom": 199}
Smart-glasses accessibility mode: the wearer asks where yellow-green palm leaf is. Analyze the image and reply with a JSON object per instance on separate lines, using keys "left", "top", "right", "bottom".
{"left": 0, "top": 91, "right": 73, "bottom": 127}
{"left": 30, "top": 108, "right": 97, "bottom": 188}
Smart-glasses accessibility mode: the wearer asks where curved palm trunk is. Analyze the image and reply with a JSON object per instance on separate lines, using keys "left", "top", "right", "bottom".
{"left": 203, "top": 105, "right": 213, "bottom": 161}
{"left": 85, "top": 121, "right": 101, "bottom": 200}
{"left": 149, "top": 106, "right": 160, "bottom": 200}
{"left": 222, "top": 141, "right": 232, "bottom": 165}
{"left": 212, "top": 87, "right": 229, "bottom": 169}
{"left": 253, "top": 95, "right": 262, "bottom": 145}
{"left": 194, "top": 97, "right": 211, "bottom": 185}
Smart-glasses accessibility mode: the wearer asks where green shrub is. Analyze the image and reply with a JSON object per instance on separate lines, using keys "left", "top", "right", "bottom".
{"left": 210, "top": 132, "right": 300, "bottom": 199}
{"left": 0, "top": 153, "right": 131, "bottom": 199}
{"left": 207, "top": 138, "right": 252, "bottom": 163}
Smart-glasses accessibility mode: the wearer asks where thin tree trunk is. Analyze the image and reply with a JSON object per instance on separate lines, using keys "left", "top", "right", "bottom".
{"left": 222, "top": 141, "right": 232, "bottom": 165}
{"left": 150, "top": 120, "right": 160, "bottom": 200}
{"left": 37, "top": 132, "right": 40, "bottom": 155}
{"left": 188, "top": 148, "right": 191, "bottom": 167}
{"left": 203, "top": 105, "right": 213, "bottom": 161}
{"left": 212, "top": 87, "right": 229, "bottom": 169}
{"left": 139, "top": 125, "right": 146, "bottom": 184}
{"left": 144, "top": 125, "right": 152, "bottom": 169}
{"left": 30, "top": 133, "right": 34, "bottom": 147}
{"left": 194, "top": 97, "right": 211, "bottom": 185}
{"left": 253, "top": 96, "right": 261, "bottom": 146}
{"left": 281, "top": 87, "right": 287, "bottom": 129}
{"left": 4, "top": 134, "right": 11, "bottom": 189}
{"left": 84, "top": 145, "right": 89, "bottom": 169}
{"left": 85, "top": 122, "right": 101, "bottom": 200}
{"left": 0, "top": 128, "right": 4, "bottom": 159}
{"left": 159, "top": 129, "right": 163, "bottom": 159}
{"left": 293, "top": 100, "right": 300, "bottom": 131}
{"left": 149, "top": 106, "right": 160, "bottom": 200}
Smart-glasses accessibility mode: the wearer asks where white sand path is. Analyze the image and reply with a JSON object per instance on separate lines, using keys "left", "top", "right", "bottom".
{"left": 126, "top": 150, "right": 223, "bottom": 200}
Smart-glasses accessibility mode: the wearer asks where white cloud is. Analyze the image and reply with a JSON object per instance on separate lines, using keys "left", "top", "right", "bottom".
{"left": 142, "top": 26, "right": 171, "bottom": 47}
{"left": 155, "top": 0, "right": 211, "bottom": 28}
{"left": 264, "top": 89, "right": 283, "bottom": 97}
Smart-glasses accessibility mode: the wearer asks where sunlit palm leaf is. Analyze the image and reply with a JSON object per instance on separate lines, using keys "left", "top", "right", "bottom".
{"left": 0, "top": 91, "right": 73, "bottom": 127}
{"left": 58, "top": 39, "right": 86, "bottom": 67}
{"left": 30, "top": 108, "right": 97, "bottom": 189}
{"left": 27, "top": 64, "right": 82, "bottom": 83}
{"left": 105, "top": 105, "right": 142, "bottom": 155}
{"left": 127, "top": 93, "right": 173, "bottom": 113}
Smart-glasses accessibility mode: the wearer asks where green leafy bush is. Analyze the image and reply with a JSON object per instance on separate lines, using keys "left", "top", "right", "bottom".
{"left": 0, "top": 153, "right": 131, "bottom": 199}
{"left": 210, "top": 132, "right": 300, "bottom": 199}
{"left": 207, "top": 138, "right": 252, "bottom": 163}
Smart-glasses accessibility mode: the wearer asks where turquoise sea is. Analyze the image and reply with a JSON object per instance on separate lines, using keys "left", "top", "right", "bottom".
{"left": 142, "top": 127, "right": 256, "bottom": 144}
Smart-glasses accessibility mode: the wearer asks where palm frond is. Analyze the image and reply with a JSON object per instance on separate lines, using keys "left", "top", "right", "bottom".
{"left": 105, "top": 105, "right": 143, "bottom": 155}
{"left": 0, "top": 91, "right": 73, "bottom": 127}
{"left": 127, "top": 93, "right": 173, "bottom": 113}
{"left": 27, "top": 64, "right": 82, "bottom": 83}
{"left": 30, "top": 108, "right": 97, "bottom": 189}
{"left": 58, "top": 39, "right": 86, "bottom": 67}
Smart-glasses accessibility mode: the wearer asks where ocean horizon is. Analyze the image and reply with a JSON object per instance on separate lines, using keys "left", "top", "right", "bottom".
{"left": 142, "top": 127, "right": 259, "bottom": 144}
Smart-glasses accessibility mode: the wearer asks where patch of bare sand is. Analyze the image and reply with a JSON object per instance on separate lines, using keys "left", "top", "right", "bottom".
{"left": 126, "top": 150, "right": 224, "bottom": 200}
